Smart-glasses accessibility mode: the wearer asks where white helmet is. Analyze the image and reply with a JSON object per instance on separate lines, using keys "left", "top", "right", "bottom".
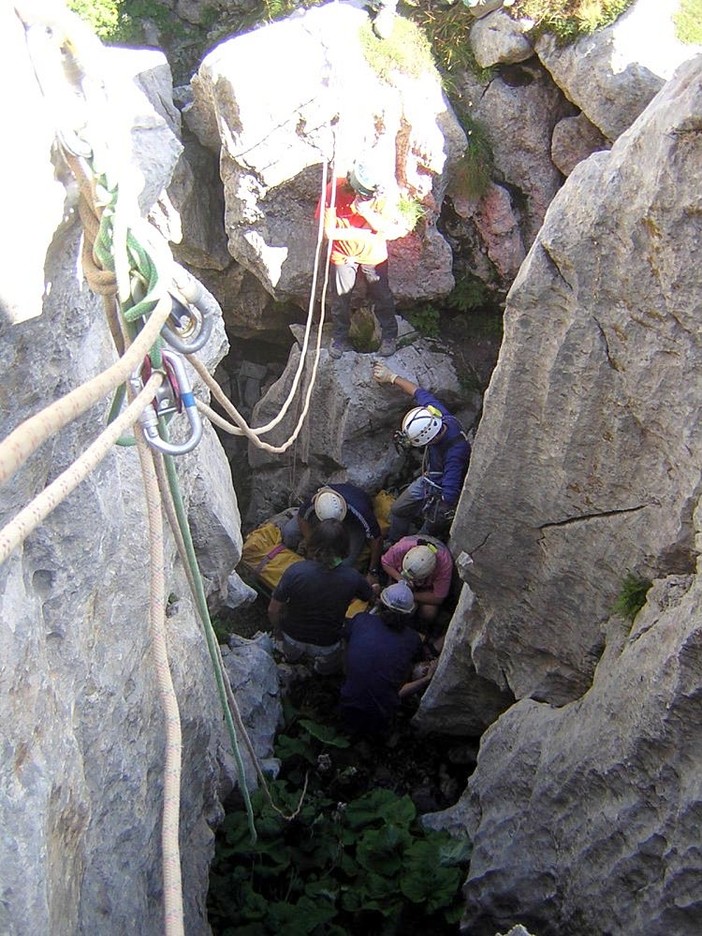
{"left": 401, "top": 543, "right": 438, "bottom": 581}
{"left": 312, "top": 487, "right": 347, "bottom": 522}
{"left": 347, "top": 155, "right": 383, "bottom": 198}
{"left": 380, "top": 581, "right": 416, "bottom": 615}
{"left": 401, "top": 406, "right": 443, "bottom": 447}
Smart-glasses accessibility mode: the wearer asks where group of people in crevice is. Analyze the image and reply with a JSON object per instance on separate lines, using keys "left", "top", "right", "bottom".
{"left": 265, "top": 152, "right": 471, "bottom": 738}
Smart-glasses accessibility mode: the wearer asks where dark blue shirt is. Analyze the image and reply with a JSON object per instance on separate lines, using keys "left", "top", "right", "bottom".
{"left": 414, "top": 388, "right": 470, "bottom": 506}
{"left": 340, "top": 612, "right": 422, "bottom": 730}
{"left": 299, "top": 482, "right": 381, "bottom": 540}
{"left": 272, "top": 560, "right": 373, "bottom": 646}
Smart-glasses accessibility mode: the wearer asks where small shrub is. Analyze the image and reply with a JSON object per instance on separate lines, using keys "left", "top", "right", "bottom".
{"left": 674, "top": 0, "right": 702, "bottom": 44}
{"left": 67, "top": 0, "right": 186, "bottom": 44}
{"left": 349, "top": 305, "right": 381, "bottom": 352}
{"left": 613, "top": 572, "right": 652, "bottom": 622}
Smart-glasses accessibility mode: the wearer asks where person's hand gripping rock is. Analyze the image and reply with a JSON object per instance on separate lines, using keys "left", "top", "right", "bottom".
{"left": 372, "top": 361, "right": 397, "bottom": 385}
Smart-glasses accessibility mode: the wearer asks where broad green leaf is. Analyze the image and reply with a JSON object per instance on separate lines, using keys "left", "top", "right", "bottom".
{"left": 344, "top": 789, "right": 415, "bottom": 830}
{"left": 299, "top": 719, "right": 351, "bottom": 747}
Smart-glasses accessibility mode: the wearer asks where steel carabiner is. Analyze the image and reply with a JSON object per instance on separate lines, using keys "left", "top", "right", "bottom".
{"left": 130, "top": 349, "right": 203, "bottom": 456}
{"left": 160, "top": 279, "right": 213, "bottom": 354}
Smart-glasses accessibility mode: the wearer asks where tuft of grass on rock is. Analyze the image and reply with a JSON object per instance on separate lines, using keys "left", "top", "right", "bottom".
{"left": 613, "top": 572, "right": 652, "bottom": 622}
{"left": 508, "top": 0, "right": 635, "bottom": 42}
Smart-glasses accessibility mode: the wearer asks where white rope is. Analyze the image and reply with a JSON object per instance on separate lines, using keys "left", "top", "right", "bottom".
{"left": 0, "top": 295, "right": 172, "bottom": 490}
{"left": 0, "top": 373, "right": 163, "bottom": 564}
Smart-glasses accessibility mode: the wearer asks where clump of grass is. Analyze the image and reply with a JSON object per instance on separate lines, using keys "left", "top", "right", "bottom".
{"left": 448, "top": 115, "right": 494, "bottom": 202}
{"left": 508, "top": 0, "right": 635, "bottom": 42}
{"left": 359, "top": 16, "right": 437, "bottom": 82}
{"left": 396, "top": 193, "right": 427, "bottom": 232}
{"left": 613, "top": 572, "right": 652, "bottom": 622}
{"left": 409, "top": 3, "right": 488, "bottom": 77}
{"left": 674, "top": 0, "right": 702, "bottom": 44}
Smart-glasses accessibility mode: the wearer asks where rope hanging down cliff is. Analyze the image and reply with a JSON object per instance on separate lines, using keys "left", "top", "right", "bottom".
{"left": 4, "top": 7, "right": 327, "bottom": 932}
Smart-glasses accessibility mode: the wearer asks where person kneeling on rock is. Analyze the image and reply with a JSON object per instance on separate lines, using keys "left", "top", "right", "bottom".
{"left": 268, "top": 519, "right": 375, "bottom": 675}
{"left": 339, "top": 581, "right": 437, "bottom": 737}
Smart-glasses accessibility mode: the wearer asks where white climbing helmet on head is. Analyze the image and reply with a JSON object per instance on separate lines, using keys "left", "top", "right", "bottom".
{"left": 402, "top": 543, "right": 438, "bottom": 582}
{"left": 312, "top": 487, "right": 348, "bottom": 522}
{"left": 347, "top": 154, "right": 383, "bottom": 198}
{"left": 400, "top": 406, "right": 443, "bottom": 447}
{"left": 380, "top": 581, "right": 416, "bottom": 615}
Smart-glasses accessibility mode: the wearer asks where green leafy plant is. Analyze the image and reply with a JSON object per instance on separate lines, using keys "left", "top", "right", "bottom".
{"left": 447, "top": 276, "right": 492, "bottom": 315}
{"left": 506, "top": 0, "right": 635, "bottom": 42}
{"left": 406, "top": 303, "right": 441, "bottom": 338}
{"left": 67, "top": 0, "right": 186, "bottom": 44}
{"left": 674, "top": 0, "right": 702, "bottom": 44}
{"left": 359, "top": 16, "right": 438, "bottom": 82}
{"left": 613, "top": 572, "right": 652, "bottom": 622}
{"left": 208, "top": 708, "right": 472, "bottom": 933}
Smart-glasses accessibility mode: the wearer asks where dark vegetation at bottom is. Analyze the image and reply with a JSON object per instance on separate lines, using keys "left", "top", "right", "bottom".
{"left": 208, "top": 674, "right": 477, "bottom": 934}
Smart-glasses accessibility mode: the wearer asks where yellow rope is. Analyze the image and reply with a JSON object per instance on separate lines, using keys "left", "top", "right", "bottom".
{"left": 0, "top": 373, "right": 162, "bottom": 564}
{"left": 134, "top": 431, "right": 185, "bottom": 936}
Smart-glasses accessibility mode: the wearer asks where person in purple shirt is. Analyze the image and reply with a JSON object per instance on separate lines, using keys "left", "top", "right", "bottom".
{"left": 372, "top": 362, "right": 471, "bottom": 542}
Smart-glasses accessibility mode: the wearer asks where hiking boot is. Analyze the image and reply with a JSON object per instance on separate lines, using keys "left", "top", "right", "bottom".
{"left": 378, "top": 337, "right": 397, "bottom": 357}
{"left": 329, "top": 337, "right": 350, "bottom": 360}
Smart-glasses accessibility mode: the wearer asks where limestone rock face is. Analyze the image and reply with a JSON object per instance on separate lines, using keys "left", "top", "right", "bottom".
{"left": 550, "top": 112, "right": 610, "bottom": 177}
{"left": 469, "top": 9, "right": 535, "bottom": 69}
{"left": 447, "top": 55, "right": 702, "bottom": 706}
{"left": 435, "top": 570, "right": 702, "bottom": 935}
{"left": 0, "top": 13, "right": 267, "bottom": 934}
{"left": 412, "top": 585, "right": 514, "bottom": 737}
{"left": 535, "top": 0, "right": 702, "bottom": 142}
{"left": 186, "top": 1, "right": 465, "bottom": 307}
{"left": 451, "top": 61, "right": 576, "bottom": 257}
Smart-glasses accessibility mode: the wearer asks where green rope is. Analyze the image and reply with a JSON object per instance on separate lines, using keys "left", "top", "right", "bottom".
{"left": 162, "top": 441, "right": 257, "bottom": 843}
{"left": 89, "top": 165, "right": 256, "bottom": 836}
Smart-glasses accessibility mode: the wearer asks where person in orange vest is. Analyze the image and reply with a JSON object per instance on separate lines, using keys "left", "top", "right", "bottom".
{"left": 320, "top": 155, "right": 407, "bottom": 359}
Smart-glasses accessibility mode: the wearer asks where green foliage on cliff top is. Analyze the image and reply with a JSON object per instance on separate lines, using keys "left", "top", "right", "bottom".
{"left": 507, "top": 0, "right": 635, "bottom": 42}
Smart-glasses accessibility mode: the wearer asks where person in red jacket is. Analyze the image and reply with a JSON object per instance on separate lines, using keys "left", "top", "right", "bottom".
{"left": 320, "top": 155, "right": 407, "bottom": 359}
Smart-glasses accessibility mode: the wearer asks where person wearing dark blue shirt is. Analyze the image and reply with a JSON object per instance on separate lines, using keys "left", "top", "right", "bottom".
{"left": 268, "top": 519, "right": 375, "bottom": 674}
{"left": 340, "top": 582, "right": 434, "bottom": 737}
{"left": 372, "top": 362, "right": 471, "bottom": 541}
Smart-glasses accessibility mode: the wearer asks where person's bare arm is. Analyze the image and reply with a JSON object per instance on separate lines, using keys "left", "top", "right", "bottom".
{"left": 398, "top": 659, "right": 438, "bottom": 698}
{"left": 268, "top": 598, "right": 287, "bottom": 637}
